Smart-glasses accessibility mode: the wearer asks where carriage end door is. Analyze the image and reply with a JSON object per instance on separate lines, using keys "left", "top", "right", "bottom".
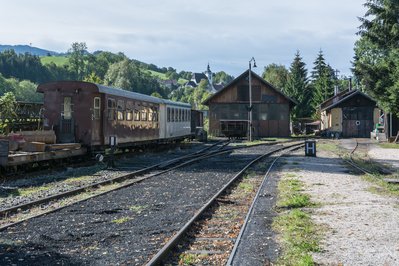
{"left": 59, "top": 96, "right": 75, "bottom": 143}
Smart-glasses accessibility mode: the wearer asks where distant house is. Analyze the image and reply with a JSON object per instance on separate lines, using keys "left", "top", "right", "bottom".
{"left": 184, "top": 80, "right": 198, "bottom": 88}
{"left": 320, "top": 89, "right": 379, "bottom": 138}
{"left": 203, "top": 69, "right": 296, "bottom": 138}
{"left": 184, "top": 64, "right": 218, "bottom": 93}
{"left": 191, "top": 73, "right": 208, "bottom": 85}
{"left": 159, "top": 79, "right": 178, "bottom": 89}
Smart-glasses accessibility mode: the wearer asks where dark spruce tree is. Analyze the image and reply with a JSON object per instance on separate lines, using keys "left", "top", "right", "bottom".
{"left": 310, "top": 50, "right": 335, "bottom": 108}
{"left": 354, "top": 0, "right": 399, "bottom": 116}
{"left": 285, "top": 51, "right": 312, "bottom": 119}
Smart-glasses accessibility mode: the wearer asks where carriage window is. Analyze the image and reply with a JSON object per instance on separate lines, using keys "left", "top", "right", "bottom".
{"left": 93, "top": 97, "right": 101, "bottom": 119}
{"left": 141, "top": 109, "right": 148, "bottom": 121}
{"left": 126, "top": 101, "right": 133, "bottom": 121}
{"left": 126, "top": 110, "right": 133, "bottom": 121}
{"left": 63, "top": 97, "right": 72, "bottom": 119}
{"left": 171, "top": 108, "right": 175, "bottom": 122}
{"left": 134, "top": 109, "right": 140, "bottom": 121}
{"left": 148, "top": 108, "right": 153, "bottom": 122}
{"left": 107, "top": 98, "right": 116, "bottom": 120}
{"left": 117, "top": 100, "right": 124, "bottom": 120}
{"left": 167, "top": 108, "right": 170, "bottom": 122}
{"left": 152, "top": 108, "right": 158, "bottom": 122}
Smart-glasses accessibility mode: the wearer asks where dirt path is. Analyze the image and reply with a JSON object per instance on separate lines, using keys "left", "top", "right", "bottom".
{"left": 281, "top": 148, "right": 399, "bottom": 265}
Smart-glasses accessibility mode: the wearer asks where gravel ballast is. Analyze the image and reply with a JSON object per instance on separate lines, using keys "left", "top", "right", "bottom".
{"left": 0, "top": 144, "right": 278, "bottom": 265}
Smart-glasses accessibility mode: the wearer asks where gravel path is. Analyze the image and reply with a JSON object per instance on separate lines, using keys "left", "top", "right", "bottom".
{"left": 281, "top": 148, "right": 399, "bottom": 265}
{"left": 0, "top": 144, "right": 278, "bottom": 265}
{"left": 368, "top": 145, "right": 399, "bottom": 171}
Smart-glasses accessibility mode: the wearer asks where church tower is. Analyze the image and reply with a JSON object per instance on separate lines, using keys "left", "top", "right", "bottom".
{"left": 205, "top": 63, "right": 213, "bottom": 85}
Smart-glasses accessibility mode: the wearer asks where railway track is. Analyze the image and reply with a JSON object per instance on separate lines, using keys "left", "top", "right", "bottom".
{"left": 0, "top": 140, "right": 302, "bottom": 265}
{"left": 0, "top": 140, "right": 230, "bottom": 223}
{"left": 343, "top": 138, "right": 381, "bottom": 175}
{"left": 146, "top": 142, "right": 304, "bottom": 265}
{"left": 0, "top": 139, "right": 292, "bottom": 230}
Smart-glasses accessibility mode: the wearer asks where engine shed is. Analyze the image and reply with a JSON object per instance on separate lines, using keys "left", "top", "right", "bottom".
{"left": 203, "top": 70, "right": 296, "bottom": 138}
{"left": 320, "top": 89, "right": 379, "bottom": 138}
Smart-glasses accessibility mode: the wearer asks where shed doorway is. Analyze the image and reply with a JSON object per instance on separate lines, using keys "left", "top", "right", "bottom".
{"left": 342, "top": 107, "right": 373, "bottom": 138}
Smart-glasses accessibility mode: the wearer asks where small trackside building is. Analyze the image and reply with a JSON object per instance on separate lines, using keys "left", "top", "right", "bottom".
{"left": 320, "top": 89, "right": 379, "bottom": 138}
{"left": 203, "top": 70, "right": 296, "bottom": 138}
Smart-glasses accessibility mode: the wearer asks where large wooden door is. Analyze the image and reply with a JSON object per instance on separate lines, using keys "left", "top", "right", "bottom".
{"left": 342, "top": 107, "right": 373, "bottom": 138}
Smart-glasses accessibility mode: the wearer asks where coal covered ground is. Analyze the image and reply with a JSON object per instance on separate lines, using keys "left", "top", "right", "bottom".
{"left": 0, "top": 144, "right": 280, "bottom": 265}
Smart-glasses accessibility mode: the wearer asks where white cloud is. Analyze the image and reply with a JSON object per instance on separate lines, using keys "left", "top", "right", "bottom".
{"left": 0, "top": 0, "right": 366, "bottom": 76}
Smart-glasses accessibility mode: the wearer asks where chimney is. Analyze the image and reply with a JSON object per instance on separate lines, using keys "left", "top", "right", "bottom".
{"left": 334, "top": 85, "right": 339, "bottom": 96}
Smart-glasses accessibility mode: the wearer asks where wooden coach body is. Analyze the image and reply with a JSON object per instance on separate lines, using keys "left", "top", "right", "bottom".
{"left": 37, "top": 81, "right": 191, "bottom": 150}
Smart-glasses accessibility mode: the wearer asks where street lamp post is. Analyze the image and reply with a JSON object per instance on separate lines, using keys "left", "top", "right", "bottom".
{"left": 248, "top": 57, "right": 257, "bottom": 142}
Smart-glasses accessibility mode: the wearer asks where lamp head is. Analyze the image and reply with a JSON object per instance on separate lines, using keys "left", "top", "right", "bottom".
{"left": 249, "top": 57, "right": 257, "bottom": 68}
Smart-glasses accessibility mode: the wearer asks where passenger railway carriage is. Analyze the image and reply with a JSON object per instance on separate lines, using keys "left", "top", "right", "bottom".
{"left": 37, "top": 81, "right": 192, "bottom": 150}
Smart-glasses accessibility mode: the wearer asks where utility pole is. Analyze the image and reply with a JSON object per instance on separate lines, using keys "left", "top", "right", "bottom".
{"left": 248, "top": 57, "right": 257, "bottom": 142}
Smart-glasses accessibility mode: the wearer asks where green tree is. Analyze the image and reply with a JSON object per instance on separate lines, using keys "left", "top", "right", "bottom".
{"left": 104, "top": 59, "right": 134, "bottom": 89}
{"left": 84, "top": 72, "right": 103, "bottom": 84}
{"left": 286, "top": 51, "right": 312, "bottom": 119}
{"left": 354, "top": 0, "right": 399, "bottom": 115}
{"left": 193, "top": 79, "right": 211, "bottom": 110}
{"left": 14, "top": 80, "right": 43, "bottom": 102}
{"left": 104, "top": 59, "right": 164, "bottom": 96}
{"left": 214, "top": 71, "right": 233, "bottom": 85}
{"left": 150, "top": 92, "right": 163, "bottom": 98}
{"left": 0, "top": 92, "right": 17, "bottom": 134}
{"left": 262, "top": 63, "right": 290, "bottom": 91}
{"left": 68, "top": 42, "right": 87, "bottom": 80}
{"left": 310, "top": 50, "right": 335, "bottom": 108}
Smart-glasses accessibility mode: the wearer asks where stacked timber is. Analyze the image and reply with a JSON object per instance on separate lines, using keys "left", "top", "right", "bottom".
{"left": 18, "top": 130, "right": 56, "bottom": 144}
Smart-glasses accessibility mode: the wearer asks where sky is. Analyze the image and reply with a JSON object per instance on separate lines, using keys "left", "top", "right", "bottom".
{"left": 1, "top": 0, "right": 367, "bottom": 78}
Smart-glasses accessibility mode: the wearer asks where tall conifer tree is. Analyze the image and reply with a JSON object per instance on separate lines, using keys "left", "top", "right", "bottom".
{"left": 311, "top": 50, "right": 335, "bottom": 108}
{"left": 354, "top": 0, "right": 399, "bottom": 115}
{"left": 286, "top": 51, "right": 312, "bottom": 119}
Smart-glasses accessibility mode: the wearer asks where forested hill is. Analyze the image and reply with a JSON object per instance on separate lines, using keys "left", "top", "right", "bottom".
{"left": 0, "top": 42, "right": 227, "bottom": 109}
{"left": 0, "top": 44, "right": 60, "bottom": 56}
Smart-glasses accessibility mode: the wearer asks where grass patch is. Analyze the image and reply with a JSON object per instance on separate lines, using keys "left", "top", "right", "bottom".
{"left": 238, "top": 182, "right": 254, "bottom": 192}
{"left": 179, "top": 253, "right": 208, "bottom": 265}
{"left": 17, "top": 186, "right": 51, "bottom": 196}
{"left": 273, "top": 209, "right": 319, "bottom": 265}
{"left": 379, "top": 143, "right": 399, "bottom": 149}
{"left": 362, "top": 173, "right": 399, "bottom": 197}
{"left": 349, "top": 155, "right": 388, "bottom": 175}
{"left": 40, "top": 55, "right": 68, "bottom": 66}
{"left": 112, "top": 217, "right": 131, "bottom": 224}
{"left": 129, "top": 205, "right": 148, "bottom": 214}
{"left": 273, "top": 173, "right": 320, "bottom": 265}
{"left": 316, "top": 141, "right": 341, "bottom": 153}
{"left": 64, "top": 175, "right": 92, "bottom": 183}
{"left": 276, "top": 177, "right": 312, "bottom": 209}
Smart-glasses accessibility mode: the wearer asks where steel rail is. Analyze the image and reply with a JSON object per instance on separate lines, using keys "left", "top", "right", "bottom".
{"left": 2, "top": 139, "right": 288, "bottom": 232}
{"left": 145, "top": 142, "right": 304, "bottom": 266}
{"left": 344, "top": 138, "right": 374, "bottom": 175}
{"left": 0, "top": 141, "right": 231, "bottom": 219}
{"left": 226, "top": 144, "right": 303, "bottom": 265}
